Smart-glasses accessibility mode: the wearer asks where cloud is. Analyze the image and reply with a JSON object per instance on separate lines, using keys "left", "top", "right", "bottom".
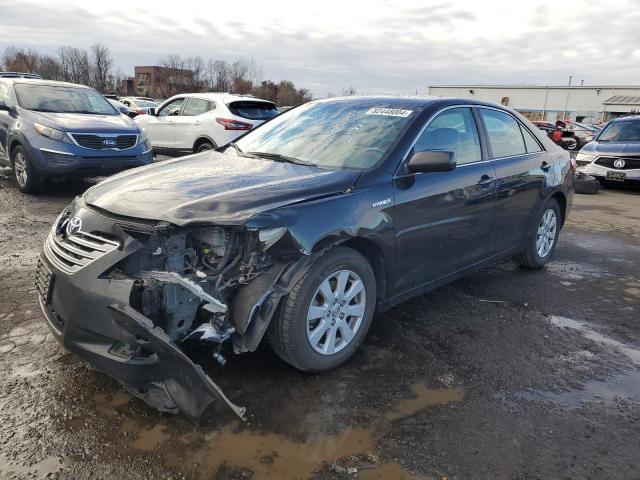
{"left": 1, "top": 0, "right": 639, "bottom": 97}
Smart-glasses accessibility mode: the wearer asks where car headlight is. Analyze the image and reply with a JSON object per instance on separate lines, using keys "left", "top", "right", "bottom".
{"left": 258, "top": 227, "right": 287, "bottom": 250}
{"left": 137, "top": 128, "right": 148, "bottom": 145}
{"left": 33, "top": 122, "right": 71, "bottom": 143}
{"left": 575, "top": 152, "right": 596, "bottom": 163}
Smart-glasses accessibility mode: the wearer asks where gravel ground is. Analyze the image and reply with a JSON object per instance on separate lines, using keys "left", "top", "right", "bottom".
{"left": 1, "top": 167, "right": 639, "bottom": 480}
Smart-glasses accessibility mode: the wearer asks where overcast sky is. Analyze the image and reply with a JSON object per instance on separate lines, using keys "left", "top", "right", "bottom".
{"left": 1, "top": 0, "right": 639, "bottom": 97}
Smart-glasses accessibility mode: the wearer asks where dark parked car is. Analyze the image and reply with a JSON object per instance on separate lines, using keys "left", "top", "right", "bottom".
{"left": 36, "top": 97, "right": 574, "bottom": 421}
{"left": 576, "top": 115, "right": 640, "bottom": 185}
{"left": 0, "top": 78, "right": 153, "bottom": 193}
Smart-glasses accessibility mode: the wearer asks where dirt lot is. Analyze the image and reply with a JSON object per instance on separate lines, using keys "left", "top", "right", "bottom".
{"left": 1, "top": 170, "right": 639, "bottom": 480}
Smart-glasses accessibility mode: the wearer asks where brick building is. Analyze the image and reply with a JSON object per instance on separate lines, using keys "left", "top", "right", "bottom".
{"left": 121, "top": 66, "right": 194, "bottom": 99}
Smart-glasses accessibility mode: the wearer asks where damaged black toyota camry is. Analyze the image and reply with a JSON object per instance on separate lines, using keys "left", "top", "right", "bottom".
{"left": 36, "top": 97, "right": 574, "bottom": 421}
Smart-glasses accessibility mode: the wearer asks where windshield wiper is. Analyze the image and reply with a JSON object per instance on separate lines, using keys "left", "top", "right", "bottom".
{"left": 227, "top": 142, "right": 258, "bottom": 158}
{"left": 30, "top": 108, "right": 57, "bottom": 113}
{"left": 248, "top": 151, "right": 315, "bottom": 166}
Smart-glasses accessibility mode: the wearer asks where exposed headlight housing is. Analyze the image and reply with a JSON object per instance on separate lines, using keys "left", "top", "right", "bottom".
{"left": 258, "top": 227, "right": 287, "bottom": 250}
{"left": 33, "top": 122, "right": 71, "bottom": 144}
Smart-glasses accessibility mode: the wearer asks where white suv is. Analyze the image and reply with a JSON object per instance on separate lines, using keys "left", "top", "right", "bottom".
{"left": 135, "top": 93, "right": 279, "bottom": 155}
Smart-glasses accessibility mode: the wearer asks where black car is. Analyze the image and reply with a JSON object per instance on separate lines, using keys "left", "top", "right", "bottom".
{"left": 36, "top": 97, "right": 574, "bottom": 421}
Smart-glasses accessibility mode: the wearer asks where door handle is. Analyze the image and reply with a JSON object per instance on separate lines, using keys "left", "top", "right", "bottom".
{"left": 194, "top": 121, "right": 202, "bottom": 126}
{"left": 541, "top": 161, "right": 551, "bottom": 171}
{"left": 478, "top": 174, "right": 493, "bottom": 185}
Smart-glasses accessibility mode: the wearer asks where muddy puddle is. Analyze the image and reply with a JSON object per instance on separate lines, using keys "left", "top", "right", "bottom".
{"left": 87, "top": 383, "right": 462, "bottom": 479}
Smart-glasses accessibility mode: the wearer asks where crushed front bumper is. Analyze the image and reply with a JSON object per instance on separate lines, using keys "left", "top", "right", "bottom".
{"left": 35, "top": 210, "right": 246, "bottom": 422}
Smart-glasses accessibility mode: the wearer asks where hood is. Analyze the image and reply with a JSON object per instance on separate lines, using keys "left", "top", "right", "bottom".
{"left": 27, "top": 111, "right": 137, "bottom": 133}
{"left": 84, "top": 151, "right": 360, "bottom": 225}
{"left": 582, "top": 141, "right": 640, "bottom": 156}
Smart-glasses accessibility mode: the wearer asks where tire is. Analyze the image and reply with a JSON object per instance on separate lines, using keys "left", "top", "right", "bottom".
{"left": 268, "top": 247, "right": 376, "bottom": 372}
{"left": 12, "top": 145, "right": 42, "bottom": 194}
{"left": 514, "top": 198, "right": 561, "bottom": 268}
{"left": 564, "top": 138, "right": 578, "bottom": 150}
{"left": 195, "top": 141, "right": 214, "bottom": 153}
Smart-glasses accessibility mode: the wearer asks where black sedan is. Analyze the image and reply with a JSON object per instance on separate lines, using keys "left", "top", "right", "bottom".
{"left": 36, "top": 97, "right": 574, "bottom": 421}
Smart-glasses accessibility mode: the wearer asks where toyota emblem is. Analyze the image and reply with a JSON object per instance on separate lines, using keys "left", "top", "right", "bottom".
{"left": 613, "top": 159, "right": 626, "bottom": 169}
{"left": 103, "top": 139, "right": 117, "bottom": 147}
{"left": 66, "top": 217, "right": 82, "bottom": 235}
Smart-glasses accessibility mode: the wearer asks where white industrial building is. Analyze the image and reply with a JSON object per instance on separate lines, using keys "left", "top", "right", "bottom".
{"left": 427, "top": 85, "right": 640, "bottom": 124}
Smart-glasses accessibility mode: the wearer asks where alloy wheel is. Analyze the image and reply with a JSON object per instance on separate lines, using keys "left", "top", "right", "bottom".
{"left": 14, "top": 152, "right": 28, "bottom": 187}
{"left": 536, "top": 208, "right": 557, "bottom": 258}
{"left": 306, "top": 269, "right": 366, "bottom": 355}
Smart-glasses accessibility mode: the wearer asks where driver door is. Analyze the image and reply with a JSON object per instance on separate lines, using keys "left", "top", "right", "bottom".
{"left": 144, "top": 97, "right": 186, "bottom": 149}
{"left": 393, "top": 107, "right": 497, "bottom": 294}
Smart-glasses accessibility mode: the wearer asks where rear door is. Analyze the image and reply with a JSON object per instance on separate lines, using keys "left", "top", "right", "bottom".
{"left": 173, "top": 98, "right": 213, "bottom": 150}
{"left": 477, "top": 107, "right": 551, "bottom": 254}
{"left": 144, "top": 97, "right": 186, "bottom": 149}
{"left": 393, "top": 106, "right": 497, "bottom": 293}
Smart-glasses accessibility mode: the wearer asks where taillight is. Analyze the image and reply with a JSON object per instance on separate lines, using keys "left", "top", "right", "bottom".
{"left": 136, "top": 108, "right": 145, "bottom": 115}
{"left": 216, "top": 118, "right": 253, "bottom": 130}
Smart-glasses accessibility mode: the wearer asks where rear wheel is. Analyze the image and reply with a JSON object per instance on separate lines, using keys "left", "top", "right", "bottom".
{"left": 12, "top": 146, "right": 42, "bottom": 194}
{"left": 195, "top": 141, "right": 214, "bottom": 153}
{"left": 515, "top": 198, "right": 561, "bottom": 268}
{"left": 268, "top": 247, "right": 376, "bottom": 372}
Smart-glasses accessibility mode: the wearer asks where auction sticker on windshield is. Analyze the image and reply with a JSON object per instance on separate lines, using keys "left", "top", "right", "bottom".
{"left": 365, "top": 107, "right": 413, "bottom": 117}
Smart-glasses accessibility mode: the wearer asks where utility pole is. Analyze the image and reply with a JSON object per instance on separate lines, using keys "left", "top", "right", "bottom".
{"left": 568, "top": 75, "right": 573, "bottom": 86}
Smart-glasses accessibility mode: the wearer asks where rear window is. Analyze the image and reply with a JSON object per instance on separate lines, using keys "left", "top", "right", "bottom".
{"left": 228, "top": 101, "right": 279, "bottom": 120}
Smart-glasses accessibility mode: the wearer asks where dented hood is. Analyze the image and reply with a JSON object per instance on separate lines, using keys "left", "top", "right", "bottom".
{"left": 84, "top": 151, "right": 359, "bottom": 225}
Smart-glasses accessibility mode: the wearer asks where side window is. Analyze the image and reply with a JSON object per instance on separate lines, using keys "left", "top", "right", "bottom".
{"left": 521, "top": 125, "right": 543, "bottom": 153}
{"left": 414, "top": 107, "right": 482, "bottom": 165}
{"left": 0, "top": 83, "right": 12, "bottom": 106}
{"left": 479, "top": 109, "right": 527, "bottom": 158}
{"left": 158, "top": 98, "right": 185, "bottom": 117}
{"left": 181, "top": 98, "right": 211, "bottom": 117}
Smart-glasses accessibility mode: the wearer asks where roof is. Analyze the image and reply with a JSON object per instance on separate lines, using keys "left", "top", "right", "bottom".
{"left": 611, "top": 114, "right": 640, "bottom": 122}
{"left": 0, "top": 78, "right": 91, "bottom": 89}
{"left": 429, "top": 84, "right": 640, "bottom": 90}
{"left": 603, "top": 95, "right": 640, "bottom": 106}
{"left": 171, "top": 92, "right": 275, "bottom": 104}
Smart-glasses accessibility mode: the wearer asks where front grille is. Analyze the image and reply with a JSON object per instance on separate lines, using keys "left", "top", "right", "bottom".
{"left": 595, "top": 156, "right": 640, "bottom": 170}
{"left": 43, "top": 228, "right": 120, "bottom": 274}
{"left": 71, "top": 133, "right": 137, "bottom": 150}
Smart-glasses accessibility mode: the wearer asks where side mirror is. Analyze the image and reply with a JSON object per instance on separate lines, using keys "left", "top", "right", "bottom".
{"left": 148, "top": 107, "right": 155, "bottom": 116}
{"left": 407, "top": 150, "right": 456, "bottom": 173}
{"left": 0, "top": 100, "right": 13, "bottom": 113}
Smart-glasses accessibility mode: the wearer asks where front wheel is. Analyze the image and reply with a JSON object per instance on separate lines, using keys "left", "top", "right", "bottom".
{"left": 515, "top": 198, "right": 561, "bottom": 268}
{"left": 268, "top": 247, "right": 376, "bottom": 372}
{"left": 12, "top": 145, "right": 42, "bottom": 194}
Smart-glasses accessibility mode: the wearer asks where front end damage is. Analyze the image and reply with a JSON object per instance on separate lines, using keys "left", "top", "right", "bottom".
{"left": 37, "top": 201, "right": 309, "bottom": 421}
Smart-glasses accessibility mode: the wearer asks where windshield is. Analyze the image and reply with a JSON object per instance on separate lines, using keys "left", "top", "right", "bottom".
{"left": 598, "top": 120, "right": 640, "bottom": 142}
{"left": 229, "top": 100, "right": 418, "bottom": 169}
{"left": 15, "top": 84, "right": 117, "bottom": 115}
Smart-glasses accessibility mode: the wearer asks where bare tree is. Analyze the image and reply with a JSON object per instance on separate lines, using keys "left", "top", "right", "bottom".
{"left": 341, "top": 85, "right": 357, "bottom": 96}
{"left": 2, "top": 46, "right": 40, "bottom": 73}
{"left": 91, "top": 43, "right": 113, "bottom": 92}
{"left": 59, "top": 46, "right": 91, "bottom": 85}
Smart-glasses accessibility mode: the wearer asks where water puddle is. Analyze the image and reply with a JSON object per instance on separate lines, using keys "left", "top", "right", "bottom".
{"left": 517, "top": 371, "right": 640, "bottom": 408}
{"left": 385, "top": 383, "right": 464, "bottom": 421}
{"left": 516, "top": 315, "right": 640, "bottom": 409}
{"left": 125, "top": 382, "right": 463, "bottom": 479}
{"left": 549, "top": 315, "right": 640, "bottom": 365}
